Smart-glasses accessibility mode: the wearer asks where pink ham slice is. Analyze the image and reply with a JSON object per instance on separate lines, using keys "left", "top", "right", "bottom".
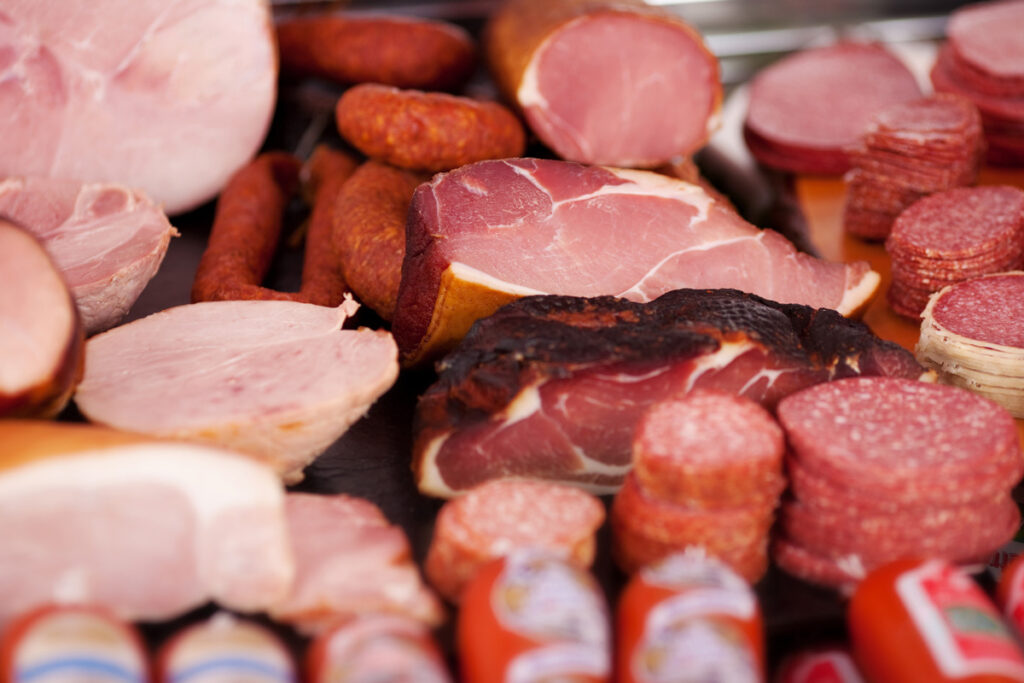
{"left": 0, "top": 421, "right": 294, "bottom": 625}
{"left": 392, "top": 158, "right": 880, "bottom": 364}
{"left": 0, "top": 0, "right": 276, "bottom": 215}
{"left": 73, "top": 300, "right": 399, "bottom": 483}
{"left": 0, "top": 177, "right": 177, "bottom": 334}
{"left": 269, "top": 493, "right": 443, "bottom": 634}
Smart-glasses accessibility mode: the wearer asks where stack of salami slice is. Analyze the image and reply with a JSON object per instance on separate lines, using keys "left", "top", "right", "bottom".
{"left": 843, "top": 94, "right": 984, "bottom": 241}
{"left": 611, "top": 390, "right": 785, "bottom": 583}
{"left": 884, "top": 185, "right": 1024, "bottom": 319}
{"left": 917, "top": 272, "right": 1024, "bottom": 418}
{"left": 931, "top": 0, "right": 1024, "bottom": 166}
{"left": 773, "top": 376, "right": 1023, "bottom": 592}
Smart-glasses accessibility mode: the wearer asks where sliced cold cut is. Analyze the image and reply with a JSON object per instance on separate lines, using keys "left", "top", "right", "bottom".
{"left": 74, "top": 299, "right": 399, "bottom": 483}
{"left": 0, "top": 0, "right": 278, "bottom": 214}
{"left": 0, "top": 421, "right": 294, "bottom": 624}
{"left": 485, "top": 0, "right": 720, "bottom": 167}
{"left": 414, "top": 288, "right": 925, "bottom": 497}
{"left": 0, "top": 177, "right": 177, "bottom": 334}
{"left": 0, "top": 219, "right": 83, "bottom": 418}
{"left": 393, "top": 158, "right": 879, "bottom": 365}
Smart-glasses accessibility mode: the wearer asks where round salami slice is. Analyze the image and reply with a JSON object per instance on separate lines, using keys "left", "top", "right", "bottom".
{"left": 632, "top": 389, "right": 785, "bottom": 509}
{"left": 744, "top": 42, "right": 921, "bottom": 175}
{"left": 777, "top": 377, "right": 1023, "bottom": 499}
{"left": 424, "top": 478, "right": 605, "bottom": 604}
{"left": 947, "top": 0, "right": 1024, "bottom": 96}
{"left": 771, "top": 537, "right": 864, "bottom": 592}
{"left": 929, "top": 272, "right": 1024, "bottom": 348}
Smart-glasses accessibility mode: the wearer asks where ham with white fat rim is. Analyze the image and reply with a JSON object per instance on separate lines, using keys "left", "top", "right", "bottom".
{"left": 0, "top": 421, "right": 294, "bottom": 624}
{"left": 74, "top": 299, "right": 399, "bottom": 483}
{"left": 0, "top": 177, "right": 177, "bottom": 334}
{"left": 0, "top": 0, "right": 277, "bottom": 214}
{"left": 392, "top": 158, "right": 880, "bottom": 365}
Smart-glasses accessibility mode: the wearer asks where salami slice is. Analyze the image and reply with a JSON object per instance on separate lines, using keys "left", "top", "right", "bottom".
{"left": 744, "top": 43, "right": 922, "bottom": 175}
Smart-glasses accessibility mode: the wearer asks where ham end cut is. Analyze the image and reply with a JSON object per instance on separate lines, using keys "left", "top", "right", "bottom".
{"left": 0, "top": 0, "right": 277, "bottom": 214}
{"left": 413, "top": 288, "right": 925, "bottom": 498}
{"left": 0, "top": 177, "right": 178, "bottom": 334}
{"left": 392, "top": 158, "right": 879, "bottom": 366}
{"left": 73, "top": 299, "right": 399, "bottom": 483}
{"left": 0, "top": 220, "right": 83, "bottom": 419}
{"left": 485, "top": 0, "right": 721, "bottom": 166}
{"left": 269, "top": 493, "right": 444, "bottom": 634}
{"left": 0, "top": 421, "right": 294, "bottom": 624}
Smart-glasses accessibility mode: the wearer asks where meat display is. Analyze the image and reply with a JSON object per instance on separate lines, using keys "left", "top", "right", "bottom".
{"left": 0, "top": 177, "right": 177, "bottom": 334}
{"left": 393, "top": 158, "right": 880, "bottom": 364}
{"left": 74, "top": 299, "right": 399, "bottom": 483}
{"left": 0, "top": 421, "right": 295, "bottom": 624}
{"left": 0, "top": 219, "right": 83, "bottom": 419}
{"left": 485, "top": 0, "right": 721, "bottom": 167}
{"left": 414, "top": 288, "right": 925, "bottom": 497}
{"left": 0, "top": 0, "right": 278, "bottom": 215}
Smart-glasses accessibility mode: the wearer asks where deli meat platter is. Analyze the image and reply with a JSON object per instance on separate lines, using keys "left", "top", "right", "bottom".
{"left": 6, "top": 0, "right": 1024, "bottom": 679}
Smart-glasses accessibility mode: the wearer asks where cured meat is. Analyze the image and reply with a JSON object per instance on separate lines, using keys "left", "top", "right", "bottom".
{"left": 393, "top": 158, "right": 880, "bottom": 365}
{"left": 335, "top": 84, "right": 525, "bottom": 172}
{"left": 775, "top": 646, "right": 865, "bottom": 683}
{"left": 744, "top": 43, "right": 922, "bottom": 175}
{"left": 0, "top": 177, "right": 178, "bottom": 334}
{"left": 413, "top": 288, "right": 925, "bottom": 497}
{"left": 74, "top": 299, "right": 399, "bottom": 483}
{"left": 424, "top": 479, "right": 605, "bottom": 603}
{"left": 268, "top": 493, "right": 443, "bottom": 634}
{"left": 0, "top": 0, "right": 277, "bottom": 215}
{"left": 884, "top": 186, "right": 1024, "bottom": 318}
{"left": 484, "top": 0, "right": 720, "bottom": 167}
{"left": 0, "top": 421, "right": 294, "bottom": 624}
{"left": 0, "top": 219, "right": 83, "bottom": 419}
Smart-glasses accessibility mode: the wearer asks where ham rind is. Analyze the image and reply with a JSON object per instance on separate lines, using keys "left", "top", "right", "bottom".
{"left": 392, "top": 158, "right": 879, "bottom": 365}
{"left": 485, "top": 0, "right": 721, "bottom": 166}
{"left": 0, "top": 0, "right": 277, "bottom": 215}
{"left": 0, "top": 421, "right": 294, "bottom": 624}
{"left": 413, "top": 289, "right": 926, "bottom": 498}
{"left": 0, "top": 177, "right": 177, "bottom": 334}
{"left": 269, "top": 493, "right": 443, "bottom": 634}
{"left": 73, "top": 299, "right": 399, "bottom": 483}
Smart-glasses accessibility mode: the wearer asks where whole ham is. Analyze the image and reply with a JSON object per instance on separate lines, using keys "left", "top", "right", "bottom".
{"left": 392, "top": 158, "right": 880, "bottom": 365}
{"left": 0, "top": 177, "right": 177, "bottom": 334}
{"left": 0, "top": 421, "right": 294, "bottom": 624}
{"left": 74, "top": 299, "right": 399, "bottom": 483}
{"left": 414, "top": 289, "right": 926, "bottom": 497}
{"left": 0, "top": 0, "right": 277, "bottom": 215}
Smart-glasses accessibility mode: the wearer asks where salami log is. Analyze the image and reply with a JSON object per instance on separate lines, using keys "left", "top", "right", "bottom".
{"left": 485, "top": 0, "right": 721, "bottom": 167}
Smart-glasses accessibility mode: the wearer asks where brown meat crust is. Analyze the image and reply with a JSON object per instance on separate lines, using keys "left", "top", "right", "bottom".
{"left": 277, "top": 16, "right": 477, "bottom": 92}
{"left": 332, "top": 161, "right": 429, "bottom": 320}
{"left": 335, "top": 85, "right": 525, "bottom": 173}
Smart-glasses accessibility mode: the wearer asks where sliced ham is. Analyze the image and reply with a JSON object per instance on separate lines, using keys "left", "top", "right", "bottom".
{"left": 0, "top": 219, "right": 83, "bottom": 418}
{"left": 414, "top": 289, "right": 926, "bottom": 497}
{"left": 73, "top": 299, "right": 399, "bottom": 483}
{"left": 0, "top": 177, "right": 177, "bottom": 334}
{"left": 0, "top": 0, "right": 277, "bottom": 214}
{"left": 0, "top": 421, "right": 294, "bottom": 624}
{"left": 392, "top": 158, "right": 880, "bottom": 365}
{"left": 269, "top": 493, "right": 443, "bottom": 634}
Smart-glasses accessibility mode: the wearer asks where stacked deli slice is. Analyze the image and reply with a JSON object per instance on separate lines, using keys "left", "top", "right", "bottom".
{"left": 843, "top": 94, "right": 984, "bottom": 241}
{"left": 931, "top": 0, "right": 1024, "bottom": 166}
{"left": 917, "top": 272, "right": 1024, "bottom": 417}
{"left": 773, "top": 377, "right": 1023, "bottom": 592}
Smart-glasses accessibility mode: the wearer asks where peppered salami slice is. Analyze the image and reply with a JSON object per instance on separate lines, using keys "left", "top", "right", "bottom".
{"left": 424, "top": 478, "right": 605, "bottom": 604}
{"left": 744, "top": 42, "right": 921, "bottom": 175}
{"left": 632, "top": 390, "right": 785, "bottom": 509}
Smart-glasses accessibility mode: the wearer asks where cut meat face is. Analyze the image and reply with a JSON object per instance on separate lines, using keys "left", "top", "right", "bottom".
{"left": 393, "top": 158, "right": 879, "bottom": 364}
{"left": 74, "top": 300, "right": 399, "bottom": 483}
{"left": 0, "top": 0, "right": 277, "bottom": 214}
{"left": 0, "top": 177, "right": 177, "bottom": 334}
{"left": 0, "top": 421, "right": 294, "bottom": 625}
{"left": 413, "top": 289, "right": 925, "bottom": 497}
